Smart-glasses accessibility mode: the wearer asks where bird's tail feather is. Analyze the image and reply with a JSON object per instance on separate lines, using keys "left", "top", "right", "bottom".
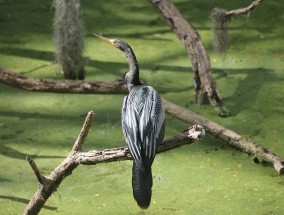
{"left": 132, "top": 161, "right": 152, "bottom": 209}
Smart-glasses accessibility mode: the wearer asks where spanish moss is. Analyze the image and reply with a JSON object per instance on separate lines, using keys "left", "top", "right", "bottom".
{"left": 53, "top": 0, "right": 85, "bottom": 80}
{"left": 210, "top": 8, "right": 231, "bottom": 58}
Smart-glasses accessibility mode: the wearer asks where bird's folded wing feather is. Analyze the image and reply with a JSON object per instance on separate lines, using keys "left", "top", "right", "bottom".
{"left": 122, "top": 87, "right": 165, "bottom": 164}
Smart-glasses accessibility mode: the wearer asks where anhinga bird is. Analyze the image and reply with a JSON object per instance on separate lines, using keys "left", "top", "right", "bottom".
{"left": 94, "top": 34, "right": 165, "bottom": 209}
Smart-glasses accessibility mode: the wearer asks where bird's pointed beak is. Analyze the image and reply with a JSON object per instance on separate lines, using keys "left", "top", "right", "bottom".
{"left": 93, "top": 34, "right": 115, "bottom": 46}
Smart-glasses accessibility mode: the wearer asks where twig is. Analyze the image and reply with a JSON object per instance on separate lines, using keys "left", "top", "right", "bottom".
{"left": 71, "top": 111, "right": 95, "bottom": 152}
{"left": 26, "top": 157, "right": 47, "bottom": 185}
{"left": 23, "top": 112, "right": 205, "bottom": 215}
{"left": 226, "top": 0, "right": 263, "bottom": 16}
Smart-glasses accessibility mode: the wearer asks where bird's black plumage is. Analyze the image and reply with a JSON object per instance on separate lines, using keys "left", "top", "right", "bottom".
{"left": 94, "top": 34, "right": 165, "bottom": 209}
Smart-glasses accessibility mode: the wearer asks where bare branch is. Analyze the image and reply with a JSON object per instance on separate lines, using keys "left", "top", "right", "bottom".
{"left": 26, "top": 156, "right": 48, "bottom": 185}
{"left": 226, "top": 0, "right": 263, "bottom": 16}
{"left": 162, "top": 99, "right": 284, "bottom": 175}
{"left": 24, "top": 112, "right": 205, "bottom": 214}
{"left": 75, "top": 125, "right": 205, "bottom": 165}
{"left": 0, "top": 67, "right": 127, "bottom": 94}
{"left": 71, "top": 111, "right": 94, "bottom": 152}
{"left": 24, "top": 111, "right": 97, "bottom": 215}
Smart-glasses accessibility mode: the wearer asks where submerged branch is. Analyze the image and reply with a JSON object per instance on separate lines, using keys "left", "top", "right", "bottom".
{"left": 24, "top": 112, "right": 205, "bottom": 215}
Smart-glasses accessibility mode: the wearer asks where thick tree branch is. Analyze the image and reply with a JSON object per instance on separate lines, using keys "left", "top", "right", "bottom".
{"left": 149, "top": 0, "right": 229, "bottom": 117}
{"left": 162, "top": 99, "right": 284, "bottom": 174}
{"left": 0, "top": 68, "right": 127, "bottom": 94}
{"left": 24, "top": 112, "right": 205, "bottom": 215}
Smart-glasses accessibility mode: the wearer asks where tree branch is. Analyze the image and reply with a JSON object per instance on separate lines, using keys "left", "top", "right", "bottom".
{"left": 225, "top": 0, "right": 263, "bottom": 17}
{"left": 23, "top": 111, "right": 95, "bottom": 215}
{"left": 162, "top": 99, "right": 284, "bottom": 174}
{"left": 75, "top": 124, "right": 205, "bottom": 165}
{"left": 26, "top": 156, "right": 48, "bottom": 185}
{"left": 24, "top": 112, "right": 205, "bottom": 215}
{"left": 71, "top": 111, "right": 95, "bottom": 152}
{"left": 0, "top": 67, "right": 127, "bottom": 94}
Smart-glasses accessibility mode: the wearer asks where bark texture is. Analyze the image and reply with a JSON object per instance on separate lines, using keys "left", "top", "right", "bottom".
{"left": 0, "top": 68, "right": 127, "bottom": 94}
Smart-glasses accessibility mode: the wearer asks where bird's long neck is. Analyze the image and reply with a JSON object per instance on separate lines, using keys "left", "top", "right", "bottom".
{"left": 124, "top": 46, "right": 142, "bottom": 91}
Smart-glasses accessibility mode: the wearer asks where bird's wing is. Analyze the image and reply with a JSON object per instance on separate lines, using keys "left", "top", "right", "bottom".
{"left": 138, "top": 87, "right": 165, "bottom": 160}
{"left": 122, "top": 87, "right": 165, "bottom": 165}
{"left": 122, "top": 95, "right": 142, "bottom": 163}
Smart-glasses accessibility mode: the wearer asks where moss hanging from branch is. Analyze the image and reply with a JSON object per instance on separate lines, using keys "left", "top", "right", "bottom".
{"left": 210, "top": 8, "right": 231, "bottom": 57}
{"left": 210, "top": 0, "right": 264, "bottom": 56}
{"left": 53, "top": 0, "right": 85, "bottom": 80}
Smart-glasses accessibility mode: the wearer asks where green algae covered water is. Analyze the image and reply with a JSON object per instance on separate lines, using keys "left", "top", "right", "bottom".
{"left": 0, "top": 0, "right": 284, "bottom": 214}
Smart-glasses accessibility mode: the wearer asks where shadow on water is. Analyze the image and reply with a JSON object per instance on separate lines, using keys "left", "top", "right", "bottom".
{"left": 0, "top": 110, "right": 83, "bottom": 121}
{"left": 0, "top": 110, "right": 80, "bottom": 160}
{"left": 0, "top": 177, "right": 11, "bottom": 182}
{"left": 0, "top": 144, "right": 66, "bottom": 160}
{"left": 0, "top": 47, "right": 190, "bottom": 76}
{"left": 215, "top": 68, "right": 281, "bottom": 116}
{"left": 0, "top": 106, "right": 123, "bottom": 159}
{"left": 0, "top": 195, "right": 57, "bottom": 211}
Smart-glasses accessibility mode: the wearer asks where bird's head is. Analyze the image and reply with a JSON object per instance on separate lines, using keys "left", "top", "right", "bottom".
{"left": 94, "top": 33, "right": 141, "bottom": 90}
{"left": 94, "top": 34, "right": 130, "bottom": 52}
